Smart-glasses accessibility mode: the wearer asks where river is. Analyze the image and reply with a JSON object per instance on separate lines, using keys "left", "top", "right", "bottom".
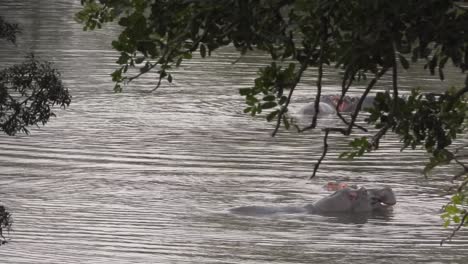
{"left": 0, "top": 1, "right": 467, "bottom": 263}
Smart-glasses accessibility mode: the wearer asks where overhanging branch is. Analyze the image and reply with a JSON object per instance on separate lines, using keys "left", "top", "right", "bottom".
{"left": 346, "top": 67, "right": 389, "bottom": 135}
{"left": 310, "top": 127, "right": 348, "bottom": 179}
{"left": 272, "top": 61, "right": 309, "bottom": 137}
{"left": 441, "top": 211, "right": 468, "bottom": 245}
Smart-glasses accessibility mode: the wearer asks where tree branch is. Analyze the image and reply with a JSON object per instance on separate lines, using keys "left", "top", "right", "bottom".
{"left": 272, "top": 61, "right": 309, "bottom": 137}
{"left": 310, "top": 128, "right": 330, "bottom": 179}
{"left": 310, "top": 59, "right": 323, "bottom": 129}
{"left": 441, "top": 211, "right": 468, "bottom": 245}
{"left": 346, "top": 67, "right": 389, "bottom": 135}
{"left": 371, "top": 43, "right": 400, "bottom": 149}
{"left": 309, "top": 127, "right": 348, "bottom": 179}
{"left": 305, "top": 17, "right": 327, "bottom": 131}
{"left": 335, "top": 70, "right": 368, "bottom": 132}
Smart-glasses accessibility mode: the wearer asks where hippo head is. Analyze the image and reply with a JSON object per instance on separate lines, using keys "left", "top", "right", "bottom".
{"left": 368, "top": 187, "right": 397, "bottom": 208}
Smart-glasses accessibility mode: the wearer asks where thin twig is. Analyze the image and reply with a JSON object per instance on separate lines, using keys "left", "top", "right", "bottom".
{"left": 452, "top": 170, "right": 468, "bottom": 182}
{"left": 453, "top": 157, "right": 468, "bottom": 173}
{"left": 309, "top": 127, "right": 348, "bottom": 179}
{"left": 441, "top": 211, "right": 468, "bottom": 245}
{"left": 150, "top": 74, "right": 165, "bottom": 92}
{"left": 310, "top": 128, "right": 330, "bottom": 179}
{"left": 457, "top": 177, "right": 468, "bottom": 193}
{"left": 335, "top": 71, "right": 353, "bottom": 124}
{"left": 310, "top": 60, "right": 323, "bottom": 129}
{"left": 306, "top": 17, "right": 327, "bottom": 131}
{"left": 452, "top": 145, "right": 468, "bottom": 176}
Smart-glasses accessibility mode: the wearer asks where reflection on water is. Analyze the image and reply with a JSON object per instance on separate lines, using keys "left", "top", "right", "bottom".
{"left": 0, "top": 0, "right": 467, "bottom": 263}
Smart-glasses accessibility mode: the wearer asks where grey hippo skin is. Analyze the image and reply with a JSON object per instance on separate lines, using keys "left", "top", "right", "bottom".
{"left": 297, "top": 95, "right": 376, "bottom": 115}
{"left": 230, "top": 187, "right": 396, "bottom": 216}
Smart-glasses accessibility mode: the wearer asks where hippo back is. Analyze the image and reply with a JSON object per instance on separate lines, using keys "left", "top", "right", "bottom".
{"left": 313, "top": 188, "right": 354, "bottom": 213}
{"left": 313, "top": 188, "right": 372, "bottom": 213}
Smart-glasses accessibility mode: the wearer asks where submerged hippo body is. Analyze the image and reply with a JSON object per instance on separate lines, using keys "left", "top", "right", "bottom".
{"left": 297, "top": 95, "right": 376, "bottom": 116}
{"left": 230, "top": 187, "right": 396, "bottom": 216}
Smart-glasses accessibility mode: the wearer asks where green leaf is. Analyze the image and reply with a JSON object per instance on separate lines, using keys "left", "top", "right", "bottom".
{"left": 339, "top": 152, "right": 351, "bottom": 159}
{"left": 444, "top": 219, "right": 451, "bottom": 228}
{"left": 140, "top": 63, "right": 150, "bottom": 73}
{"left": 239, "top": 88, "right": 251, "bottom": 96}
{"left": 278, "top": 96, "right": 287, "bottom": 105}
{"left": 445, "top": 204, "right": 458, "bottom": 214}
{"left": 116, "top": 53, "right": 130, "bottom": 64}
{"left": 399, "top": 54, "right": 409, "bottom": 69}
{"left": 114, "top": 83, "right": 122, "bottom": 93}
{"left": 111, "top": 68, "right": 123, "bottom": 82}
{"left": 261, "top": 101, "right": 277, "bottom": 109}
{"left": 135, "top": 57, "right": 145, "bottom": 64}
{"left": 262, "top": 95, "right": 276, "bottom": 101}
{"left": 266, "top": 110, "right": 279, "bottom": 122}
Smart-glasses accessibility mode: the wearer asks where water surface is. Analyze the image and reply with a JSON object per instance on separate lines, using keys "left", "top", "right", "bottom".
{"left": 0, "top": 1, "right": 467, "bottom": 263}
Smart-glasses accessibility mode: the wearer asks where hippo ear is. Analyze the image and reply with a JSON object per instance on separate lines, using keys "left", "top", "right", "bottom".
{"left": 338, "top": 101, "right": 347, "bottom": 112}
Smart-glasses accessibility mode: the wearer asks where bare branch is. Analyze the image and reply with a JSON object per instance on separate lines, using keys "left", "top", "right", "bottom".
{"left": 305, "top": 18, "right": 327, "bottom": 131}
{"left": 371, "top": 43, "right": 400, "bottom": 149}
{"left": 310, "top": 128, "right": 330, "bottom": 179}
{"left": 309, "top": 127, "right": 348, "bottom": 179}
{"left": 310, "top": 59, "right": 323, "bottom": 129}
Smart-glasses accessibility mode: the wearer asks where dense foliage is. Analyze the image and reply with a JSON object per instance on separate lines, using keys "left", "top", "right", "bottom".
{"left": 77, "top": 0, "right": 468, "bottom": 242}
{"left": 0, "top": 56, "right": 71, "bottom": 135}
{"left": 0, "top": 16, "right": 71, "bottom": 245}
{"left": 0, "top": 205, "right": 11, "bottom": 245}
{"left": 0, "top": 16, "right": 20, "bottom": 44}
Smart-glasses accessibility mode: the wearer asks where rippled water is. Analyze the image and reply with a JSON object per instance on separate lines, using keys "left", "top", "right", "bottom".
{"left": 1, "top": 1, "right": 467, "bottom": 263}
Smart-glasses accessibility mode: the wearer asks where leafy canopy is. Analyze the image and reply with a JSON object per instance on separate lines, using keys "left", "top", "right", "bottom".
{"left": 77, "top": 0, "right": 468, "bottom": 241}
{"left": 0, "top": 17, "right": 71, "bottom": 136}
{"left": 0, "top": 205, "right": 11, "bottom": 246}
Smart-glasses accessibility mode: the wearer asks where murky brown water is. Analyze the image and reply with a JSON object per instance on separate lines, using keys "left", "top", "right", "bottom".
{"left": 0, "top": 1, "right": 467, "bottom": 263}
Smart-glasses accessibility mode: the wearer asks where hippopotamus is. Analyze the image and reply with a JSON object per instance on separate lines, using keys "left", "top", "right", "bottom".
{"left": 324, "top": 182, "right": 396, "bottom": 207}
{"left": 297, "top": 95, "right": 376, "bottom": 115}
{"left": 229, "top": 187, "right": 396, "bottom": 216}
